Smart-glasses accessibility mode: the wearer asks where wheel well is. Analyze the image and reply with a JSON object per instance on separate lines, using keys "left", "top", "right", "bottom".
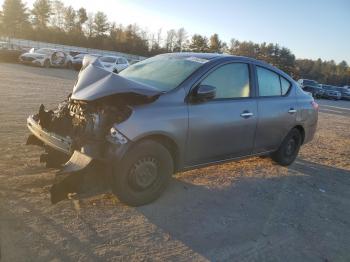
{"left": 294, "top": 125, "right": 305, "bottom": 144}
{"left": 136, "top": 134, "right": 179, "bottom": 171}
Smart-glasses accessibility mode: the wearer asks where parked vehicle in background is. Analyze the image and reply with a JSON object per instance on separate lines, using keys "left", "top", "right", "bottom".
{"left": 19, "top": 48, "right": 73, "bottom": 68}
{"left": 72, "top": 53, "right": 100, "bottom": 71}
{"left": 297, "top": 79, "right": 324, "bottom": 98}
{"left": 26, "top": 53, "right": 318, "bottom": 206}
{"left": 319, "top": 84, "right": 342, "bottom": 100}
{"left": 337, "top": 86, "right": 350, "bottom": 100}
{"left": 99, "top": 55, "right": 129, "bottom": 73}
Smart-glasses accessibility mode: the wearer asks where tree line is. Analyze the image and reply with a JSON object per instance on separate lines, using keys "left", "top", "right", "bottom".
{"left": 0, "top": 0, "right": 349, "bottom": 86}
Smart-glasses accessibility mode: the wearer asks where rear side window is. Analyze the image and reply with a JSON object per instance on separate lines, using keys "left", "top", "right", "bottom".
{"left": 201, "top": 63, "right": 250, "bottom": 99}
{"left": 257, "top": 66, "right": 291, "bottom": 96}
{"left": 280, "top": 77, "right": 291, "bottom": 95}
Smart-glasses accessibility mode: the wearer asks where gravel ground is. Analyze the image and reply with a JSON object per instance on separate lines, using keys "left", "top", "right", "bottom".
{"left": 0, "top": 63, "right": 349, "bottom": 262}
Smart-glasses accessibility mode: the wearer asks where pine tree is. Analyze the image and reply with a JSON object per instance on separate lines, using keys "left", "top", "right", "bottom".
{"left": 32, "top": 0, "right": 51, "bottom": 29}
{"left": 93, "top": 11, "right": 109, "bottom": 37}
{"left": 189, "top": 34, "right": 209, "bottom": 52}
{"left": 1, "top": 0, "right": 28, "bottom": 37}
{"left": 209, "top": 33, "right": 222, "bottom": 53}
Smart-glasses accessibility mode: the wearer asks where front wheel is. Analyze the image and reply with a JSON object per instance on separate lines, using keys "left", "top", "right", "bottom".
{"left": 111, "top": 140, "right": 173, "bottom": 206}
{"left": 271, "top": 128, "right": 302, "bottom": 166}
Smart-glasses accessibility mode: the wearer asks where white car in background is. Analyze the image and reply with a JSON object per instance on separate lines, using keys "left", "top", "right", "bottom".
{"left": 99, "top": 55, "right": 129, "bottom": 73}
{"left": 19, "top": 48, "right": 73, "bottom": 68}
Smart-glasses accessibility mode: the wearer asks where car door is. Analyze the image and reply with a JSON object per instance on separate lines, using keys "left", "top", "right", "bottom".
{"left": 185, "top": 62, "right": 258, "bottom": 166}
{"left": 253, "top": 65, "right": 296, "bottom": 153}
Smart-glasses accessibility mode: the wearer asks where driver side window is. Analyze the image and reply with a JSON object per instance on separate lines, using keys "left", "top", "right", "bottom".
{"left": 201, "top": 63, "right": 250, "bottom": 99}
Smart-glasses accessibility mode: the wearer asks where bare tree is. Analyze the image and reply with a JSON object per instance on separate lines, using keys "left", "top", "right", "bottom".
{"left": 176, "top": 27, "right": 187, "bottom": 52}
{"left": 77, "top": 7, "right": 88, "bottom": 30}
{"left": 63, "top": 6, "right": 76, "bottom": 32}
{"left": 165, "top": 29, "right": 176, "bottom": 52}
{"left": 84, "top": 12, "right": 94, "bottom": 38}
{"left": 50, "top": 0, "right": 65, "bottom": 30}
{"left": 156, "top": 28, "right": 162, "bottom": 47}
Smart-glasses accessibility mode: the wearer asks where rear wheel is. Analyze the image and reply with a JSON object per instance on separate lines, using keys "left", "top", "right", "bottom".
{"left": 271, "top": 128, "right": 302, "bottom": 166}
{"left": 111, "top": 140, "right": 173, "bottom": 206}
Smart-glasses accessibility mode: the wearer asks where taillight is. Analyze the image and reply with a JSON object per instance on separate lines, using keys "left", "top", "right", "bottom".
{"left": 311, "top": 101, "right": 319, "bottom": 110}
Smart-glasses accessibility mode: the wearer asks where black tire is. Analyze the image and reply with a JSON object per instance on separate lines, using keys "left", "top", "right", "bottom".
{"left": 271, "top": 128, "right": 302, "bottom": 166}
{"left": 66, "top": 61, "right": 73, "bottom": 69}
{"left": 111, "top": 140, "right": 173, "bottom": 206}
{"left": 43, "top": 59, "right": 50, "bottom": 68}
{"left": 113, "top": 68, "right": 119, "bottom": 74}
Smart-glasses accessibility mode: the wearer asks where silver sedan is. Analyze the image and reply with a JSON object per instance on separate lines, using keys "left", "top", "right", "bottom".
{"left": 27, "top": 53, "right": 318, "bottom": 206}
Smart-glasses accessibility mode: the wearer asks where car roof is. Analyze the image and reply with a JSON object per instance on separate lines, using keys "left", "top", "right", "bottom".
{"left": 158, "top": 52, "right": 295, "bottom": 82}
{"left": 161, "top": 52, "right": 283, "bottom": 70}
{"left": 160, "top": 52, "right": 271, "bottom": 63}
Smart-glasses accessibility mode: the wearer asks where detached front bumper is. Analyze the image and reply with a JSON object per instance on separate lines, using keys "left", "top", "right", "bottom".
{"left": 27, "top": 115, "right": 72, "bottom": 154}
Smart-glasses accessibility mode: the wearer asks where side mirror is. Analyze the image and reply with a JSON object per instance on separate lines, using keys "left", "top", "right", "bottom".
{"left": 193, "top": 85, "right": 216, "bottom": 101}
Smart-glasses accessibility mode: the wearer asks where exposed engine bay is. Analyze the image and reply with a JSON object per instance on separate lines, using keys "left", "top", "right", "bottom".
{"left": 28, "top": 92, "right": 159, "bottom": 167}
{"left": 40, "top": 97, "right": 130, "bottom": 151}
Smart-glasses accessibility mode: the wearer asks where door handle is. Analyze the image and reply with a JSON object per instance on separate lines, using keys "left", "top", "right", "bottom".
{"left": 288, "top": 108, "right": 297, "bottom": 114}
{"left": 240, "top": 111, "right": 254, "bottom": 118}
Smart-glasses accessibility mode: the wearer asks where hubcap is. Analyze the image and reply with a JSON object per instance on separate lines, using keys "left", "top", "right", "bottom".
{"left": 129, "top": 157, "right": 158, "bottom": 190}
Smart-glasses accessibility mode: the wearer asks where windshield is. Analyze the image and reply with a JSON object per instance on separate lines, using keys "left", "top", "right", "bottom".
{"left": 36, "top": 48, "right": 55, "bottom": 55}
{"left": 100, "top": 56, "right": 117, "bottom": 63}
{"left": 119, "top": 55, "right": 207, "bottom": 91}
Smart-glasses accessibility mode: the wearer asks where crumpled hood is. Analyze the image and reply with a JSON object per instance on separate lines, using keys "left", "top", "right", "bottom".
{"left": 71, "top": 56, "right": 161, "bottom": 101}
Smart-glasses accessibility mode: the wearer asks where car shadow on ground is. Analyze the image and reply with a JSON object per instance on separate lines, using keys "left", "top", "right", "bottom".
{"left": 14, "top": 158, "right": 350, "bottom": 261}
{"left": 136, "top": 159, "right": 350, "bottom": 261}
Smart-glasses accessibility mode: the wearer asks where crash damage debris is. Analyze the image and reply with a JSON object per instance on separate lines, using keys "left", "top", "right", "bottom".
{"left": 26, "top": 134, "right": 43, "bottom": 147}
{"left": 40, "top": 148, "right": 70, "bottom": 168}
{"left": 50, "top": 163, "right": 111, "bottom": 204}
{"left": 26, "top": 56, "right": 161, "bottom": 204}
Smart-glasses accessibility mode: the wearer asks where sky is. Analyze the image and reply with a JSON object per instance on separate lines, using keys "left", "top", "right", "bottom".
{"left": 4, "top": 0, "right": 350, "bottom": 63}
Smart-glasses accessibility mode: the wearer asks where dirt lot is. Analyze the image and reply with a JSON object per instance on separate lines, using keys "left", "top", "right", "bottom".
{"left": 0, "top": 63, "right": 350, "bottom": 262}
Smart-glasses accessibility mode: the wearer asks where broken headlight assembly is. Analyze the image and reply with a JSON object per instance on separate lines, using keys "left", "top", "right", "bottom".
{"left": 107, "top": 126, "right": 128, "bottom": 145}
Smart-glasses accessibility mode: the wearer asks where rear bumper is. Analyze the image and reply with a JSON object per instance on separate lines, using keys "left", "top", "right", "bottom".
{"left": 27, "top": 115, "right": 72, "bottom": 154}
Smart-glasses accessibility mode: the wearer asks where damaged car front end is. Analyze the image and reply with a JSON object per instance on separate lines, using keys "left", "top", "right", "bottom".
{"left": 26, "top": 56, "right": 162, "bottom": 202}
